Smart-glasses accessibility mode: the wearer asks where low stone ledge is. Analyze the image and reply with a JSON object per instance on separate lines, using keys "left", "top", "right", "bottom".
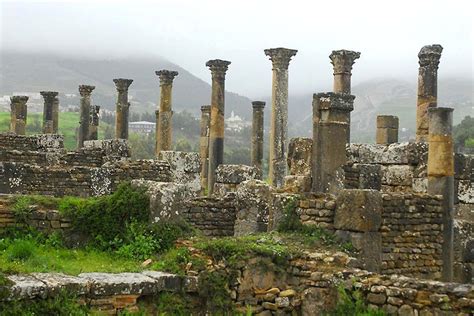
{"left": 215, "top": 164, "right": 261, "bottom": 184}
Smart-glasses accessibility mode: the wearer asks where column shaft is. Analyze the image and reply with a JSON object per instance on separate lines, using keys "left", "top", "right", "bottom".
{"left": 77, "top": 85, "right": 95, "bottom": 148}
{"left": 206, "top": 59, "right": 231, "bottom": 196}
{"left": 89, "top": 105, "right": 100, "bottom": 140}
{"left": 251, "top": 101, "right": 265, "bottom": 173}
{"left": 156, "top": 70, "right": 178, "bottom": 153}
{"left": 200, "top": 105, "right": 211, "bottom": 192}
{"left": 155, "top": 110, "right": 160, "bottom": 156}
{"left": 376, "top": 115, "right": 399, "bottom": 144}
{"left": 427, "top": 107, "right": 454, "bottom": 281}
{"left": 10, "top": 96, "right": 29, "bottom": 135}
{"left": 113, "top": 78, "right": 133, "bottom": 139}
{"left": 53, "top": 95, "right": 59, "bottom": 133}
{"left": 416, "top": 44, "right": 443, "bottom": 142}
{"left": 40, "top": 91, "right": 58, "bottom": 134}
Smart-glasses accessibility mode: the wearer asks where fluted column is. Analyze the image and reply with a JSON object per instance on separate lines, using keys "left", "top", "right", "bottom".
{"left": 376, "top": 115, "right": 399, "bottom": 144}
{"left": 312, "top": 92, "right": 355, "bottom": 193}
{"left": 77, "top": 85, "right": 95, "bottom": 148}
{"left": 200, "top": 105, "right": 211, "bottom": 193}
{"left": 206, "top": 59, "right": 231, "bottom": 196}
{"left": 329, "top": 50, "right": 360, "bottom": 143}
{"left": 10, "top": 96, "right": 28, "bottom": 135}
{"left": 89, "top": 105, "right": 100, "bottom": 140}
{"left": 264, "top": 47, "right": 297, "bottom": 188}
{"left": 40, "top": 91, "right": 58, "bottom": 134}
{"left": 416, "top": 44, "right": 443, "bottom": 142}
{"left": 427, "top": 107, "right": 454, "bottom": 281}
{"left": 251, "top": 101, "right": 265, "bottom": 173}
{"left": 113, "top": 78, "right": 133, "bottom": 139}
{"left": 155, "top": 70, "right": 178, "bottom": 153}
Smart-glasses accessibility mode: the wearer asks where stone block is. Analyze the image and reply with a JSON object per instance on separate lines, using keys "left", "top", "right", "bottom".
{"left": 454, "top": 153, "right": 473, "bottom": 180}
{"left": 334, "top": 189, "right": 382, "bottom": 232}
{"left": 287, "top": 137, "right": 312, "bottom": 176}
{"left": 78, "top": 272, "right": 157, "bottom": 296}
{"left": 83, "top": 139, "right": 131, "bottom": 159}
{"left": 457, "top": 180, "right": 473, "bottom": 203}
{"left": 158, "top": 151, "right": 201, "bottom": 194}
{"left": 335, "top": 230, "right": 382, "bottom": 273}
{"left": 357, "top": 164, "right": 382, "bottom": 190}
{"left": 348, "top": 142, "right": 427, "bottom": 165}
{"left": 215, "top": 164, "right": 261, "bottom": 184}
{"left": 32, "top": 273, "right": 89, "bottom": 296}
{"left": 284, "top": 175, "right": 311, "bottom": 193}
{"left": 268, "top": 193, "right": 298, "bottom": 231}
{"left": 381, "top": 165, "right": 414, "bottom": 186}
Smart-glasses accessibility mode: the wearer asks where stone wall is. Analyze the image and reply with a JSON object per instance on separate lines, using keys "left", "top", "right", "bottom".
{"left": 214, "top": 164, "right": 261, "bottom": 196}
{"left": 0, "top": 133, "right": 64, "bottom": 152}
{"left": 296, "top": 193, "right": 336, "bottom": 231}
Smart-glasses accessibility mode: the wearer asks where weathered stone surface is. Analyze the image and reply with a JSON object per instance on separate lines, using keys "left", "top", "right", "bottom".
{"left": 84, "top": 139, "right": 131, "bottom": 159}
{"left": 267, "top": 193, "right": 298, "bottom": 231}
{"left": 78, "top": 273, "right": 157, "bottom": 296}
{"left": 215, "top": 164, "right": 261, "bottom": 185}
{"left": 284, "top": 175, "right": 312, "bottom": 193}
{"left": 287, "top": 137, "right": 312, "bottom": 176}
{"left": 32, "top": 273, "right": 88, "bottom": 296}
{"left": 348, "top": 142, "right": 427, "bottom": 165}
{"left": 6, "top": 274, "right": 47, "bottom": 300}
{"left": 457, "top": 180, "right": 474, "bottom": 204}
{"left": 335, "top": 230, "right": 382, "bottom": 273}
{"left": 334, "top": 189, "right": 382, "bottom": 232}
{"left": 158, "top": 151, "right": 201, "bottom": 194}
{"left": 381, "top": 165, "right": 414, "bottom": 186}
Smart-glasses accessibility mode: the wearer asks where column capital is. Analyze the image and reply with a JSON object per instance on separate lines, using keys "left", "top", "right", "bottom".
{"left": 418, "top": 44, "right": 443, "bottom": 67}
{"left": 113, "top": 78, "right": 133, "bottom": 92}
{"left": 40, "top": 91, "right": 59, "bottom": 102}
{"left": 329, "top": 50, "right": 361, "bottom": 74}
{"left": 252, "top": 101, "right": 266, "bottom": 109}
{"left": 201, "top": 105, "right": 211, "bottom": 113}
{"left": 264, "top": 47, "right": 298, "bottom": 69}
{"left": 313, "top": 92, "right": 355, "bottom": 112}
{"left": 155, "top": 70, "right": 178, "bottom": 85}
{"left": 10, "top": 95, "right": 29, "bottom": 103}
{"left": 79, "top": 85, "right": 95, "bottom": 96}
{"left": 206, "top": 59, "right": 231, "bottom": 80}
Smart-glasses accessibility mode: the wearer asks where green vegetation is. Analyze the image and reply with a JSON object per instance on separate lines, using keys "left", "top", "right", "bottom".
{"left": 198, "top": 270, "right": 234, "bottom": 314}
{"left": 454, "top": 115, "right": 474, "bottom": 150}
{"left": 326, "top": 285, "right": 386, "bottom": 316}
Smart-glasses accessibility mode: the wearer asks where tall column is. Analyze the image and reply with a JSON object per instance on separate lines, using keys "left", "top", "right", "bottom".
{"left": 376, "top": 115, "right": 399, "bottom": 144}
{"left": 10, "top": 96, "right": 28, "bottom": 135}
{"left": 155, "top": 110, "right": 160, "bottom": 156}
{"left": 416, "top": 44, "right": 443, "bottom": 142}
{"left": 200, "top": 105, "right": 211, "bottom": 193}
{"left": 52, "top": 93, "right": 59, "bottom": 133}
{"left": 89, "top": 105, "right": 100, "bottom": 140}
{"left": 77, "top": 85, "right": 95, "bottom": 148}
{"left": 312, "top": 92, "right": 355, "bottom": 193}
{"left": 206, "top": 59, "right": 231, "bottom": 196}
{"left": 427, "top": 107, "right": 454, "bottom": 281}
{"left": 40, "top": 91, "right": 58, "bottom": 134}
{"left": 155, "top": 70, "right": 178, "bottom": 153}
{"left": 113, "top": 78, "right": 133, "bottom": 139}
{"left": 329, "top": 50, "right": 360, "bottom": 143}
{"left": 251, "top": 101, "right": 265, "bottom": 173}
{"left": 264, "top": 47, "right": 297, "bottom": 187}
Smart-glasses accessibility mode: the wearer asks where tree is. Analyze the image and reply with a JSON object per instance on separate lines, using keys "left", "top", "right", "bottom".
{"left": 453, "top": 116, "right": 474, "bottom": 151}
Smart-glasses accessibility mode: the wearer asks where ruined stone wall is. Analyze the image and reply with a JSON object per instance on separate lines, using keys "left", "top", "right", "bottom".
{"left": 296, "top": 193, "right": 336, "bottom": 231}
{"left": 213, "top": 164, "right": 261, "bottom": 196}
{"left": 0, "top": 133, "right": 64, "bottom": 152}
{"left": 381, "top": 193, "right": 444, "bottom": 280}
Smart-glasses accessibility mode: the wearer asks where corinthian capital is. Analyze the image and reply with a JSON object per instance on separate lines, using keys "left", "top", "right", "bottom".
{"left": 113, "top": 78, "right": 133, "bottom": 92}
{"left": 329, "top": 50, "right": 361, "bottom": 75}
{"left": 79, "top": 85, "right": 95, "bottom": 96}
{"left": 40, "top": 91, "right": 59, "bottom": 102}
{"left": 206, "top": 59, "right": 231, "bottom": 80}
{"left": 10, "top": 95, "right": 29, "bottom": 104}
{"left": 418, "top": 44, "right": 443, "bottom": 68}
{"left": 264, "top": 47, "right": 298, "bottom": 70}
{"left": 155, "top": 70, "right": 179, "bottom": 86}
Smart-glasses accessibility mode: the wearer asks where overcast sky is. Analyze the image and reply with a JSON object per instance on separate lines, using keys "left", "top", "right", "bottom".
{"left": 1, "top": 0, "right": 473, "bottom": 98}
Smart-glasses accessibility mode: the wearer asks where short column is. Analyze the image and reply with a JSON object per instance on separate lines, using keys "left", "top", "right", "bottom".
{"left": 89, "top": 105, "right": 100, "bottom": 140}
{"left": 206, "top": 59, "right": 231, "bottom": 196}
{"left": 376, "top": 115, "right": 399, "bottom": 144}
{"left": 40, "top": 91, "right": 58, "bottom": 134}
{"left": 264, "top": 47, "right": 297, "bottom": 188}
{"left": 113, "top": 78, "right": 133, "bottom": 139}
{"left": 77, "top": 85, "right": 95, "bottom": 148}
{"left": 251, "top": 101, "right": 265, "bottom": 173}
{"left": 416, "top": 44, "right": 443, "bottom": 142}
{"left": 200, "top": 105, "right": 211, "bottom": 192}
{"left": 10, "top": 96, "right": 29, "bottom": 135}
{"left": 155, "top": 70, "right": 178, "bottom": 153}
{"left": 427, "top": 107, "right": 454, "bottom": 281}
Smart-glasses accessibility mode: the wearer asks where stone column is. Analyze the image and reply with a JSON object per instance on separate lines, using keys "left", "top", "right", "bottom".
{"left": 329, "top": 50, "right": 360, "bottom": 143}
{"left": 416, "top": 44, "right": 443, "bottom": 142}
{"left": 200, "top": 105, "right": 211, "bottom": 192}
{"left": 52, "top": 93, "right": 59, "bottom": 133}
{"left": 155, "top": 110, "right": 160, "bottom": 156}
{"left": 113, "top": 78, "right": 133, "bottom": 139}
{"left": 40, "top": 91, "right": 58, "bottom": 134}
{"left": 312, "top": 92, "right": 355, "bottom": 193}
{"left": 264, "top": 47, "right": 297, "bottom": 188}
{"left": 376, "top": 115, "right": 399, "bottom": 144}
{"left": 206, "top": 59, "right": 231, "bottom": 196}
{"left": 10, "top": 96, "right": 28, "bottom": 135}
{"left": 251, "top": 101, "right": 265, "bottom": 173}
{"left": 77, "top": 85, "right": 95, "bottom": 148}
{"left": 155, "top": 70, "right": 178, "bottom": 153}
{"left": 427, "top": 107, "right": 454, "bottom": 281}
{"left": 89, "top": 105, "right": 100, "bottom": 140}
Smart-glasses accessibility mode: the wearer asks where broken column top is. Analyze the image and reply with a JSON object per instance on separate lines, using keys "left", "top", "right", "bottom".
{"left": 155, "top": 70, "right": 179, "bottom": 85}
{"left": 40, "top": 91, "right": 59, "bottom": 99}
{"left": 78, "top": 85, "right": 95, "bottom": 96}
{"left": 10, "top": 96, "right": 29, "bottom": 103}
{"left": 252, "top": 101, "right": 266, "bottom": 109}
{"left": 418, "top": 44, "right": 443, "bottom": 66}
{"left": 201, "top": 105, "right": 211, "bottom": 112}
{"left": 113, "top": 78, "right": 133, "bottom": 91}
{"left": 264, "top": 47, "right": 298, "bottom": 69}
{"left": 329, "top": 50, "right": 361, "bottom": 73}
{"left": 377, "top": 115, "right": 399, "bottom": 128}
{"left": 313, "top": 92, "right": 355, "bottom": 112}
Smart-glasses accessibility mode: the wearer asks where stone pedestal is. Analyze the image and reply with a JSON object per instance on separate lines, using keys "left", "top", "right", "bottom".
{"left": 427, "top": 107, "right": 454, "bottom": 281}
{"left": 40, "top": 91, "right": 58, "bottom": 134}
{"left": 77, "top": 85, "right": 95, "bottom": 148}
{"left": 312, "top": 93, "right": 355, "bottom": 193}
{"left": 376, "top": 115, "right": 399, "bottom": 144}
{"left": 329, "top": 50, "right": 360, "bottom": 143}
{"left": 155, "top": 70, "right": 178, "bottom": 154}
{"left": 206, "top": 59, "right": 231, "bottom": 196}
{"left": 113, "top": 78, "right": 133, "bottom": 140}
{"left": 251, "top": 101, "right": 265, "bottom": 173}
{"left": 264, "top": 47, "right": 297, "bottom": 188}
{"left": 89, "top": 105, "right": 100, "bottom": 140}
{"left": 200, "top": 105, "right": 211, "bottom": 192}
{"left": 416, "top": 45, "right": 443, "bottom": 142}
{"left": 10, "top": 96, "right": 28, "bottom": 135}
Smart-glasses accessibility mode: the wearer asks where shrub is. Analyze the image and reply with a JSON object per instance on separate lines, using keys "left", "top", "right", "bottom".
{"left": 11, "top": 196, "right": 32, "bottom": 223}
{"left": 6, "top": 239, "right": 36, "bottom": 262}
{"left": 198, "top": 270, "right": 234, "bottom": 314}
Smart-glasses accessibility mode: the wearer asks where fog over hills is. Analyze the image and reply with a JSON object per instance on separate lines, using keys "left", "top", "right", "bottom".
{"left": 1, "top": 51, "right": 472, "bottom": 142}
